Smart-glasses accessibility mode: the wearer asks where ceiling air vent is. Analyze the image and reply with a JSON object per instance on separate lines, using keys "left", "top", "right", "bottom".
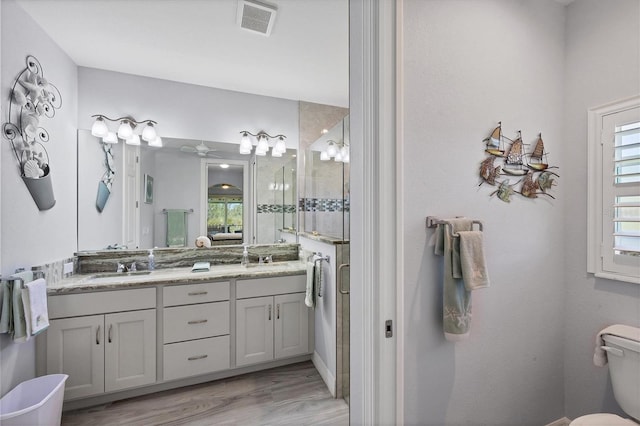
{"left": 237, "top": 0, "right": 277, "bottom": 36}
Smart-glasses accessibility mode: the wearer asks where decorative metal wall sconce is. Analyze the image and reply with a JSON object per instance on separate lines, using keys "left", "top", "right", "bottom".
{"left": 479, "top": 121, "right": 559, "bottom": 203}
{"left": 2, "top": 55, "right": 62, "bottom": 210}
{"left": 319, "top": 139, "right": 350, "bottom": 163}
{"left": 239, "top": 130, "right": 287, "bottom": 157}
{"left": 91, "top": 114, "right": 162, "bottom": 147}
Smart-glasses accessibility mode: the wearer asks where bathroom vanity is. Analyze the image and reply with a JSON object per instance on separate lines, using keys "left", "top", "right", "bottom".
{"left": 37, "top": 261, "right": 312, "bottom": 410}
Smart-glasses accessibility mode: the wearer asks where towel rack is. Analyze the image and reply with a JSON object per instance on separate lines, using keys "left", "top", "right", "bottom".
{"left": 307, "top": 252, "right": 330, "bottom": 263}
{"left": 162, "top": 208, "right": 194, "bottom": 214}
{"left": 6, "top": 270, "right": 46, "bottom": 289}
{"left": 426, "top": 216, "right": 483, "bottom": 232}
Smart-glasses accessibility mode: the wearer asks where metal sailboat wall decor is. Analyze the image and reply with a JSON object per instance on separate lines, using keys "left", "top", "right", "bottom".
{"left": 480, "top": 122, "right": 559, "bottom": 202}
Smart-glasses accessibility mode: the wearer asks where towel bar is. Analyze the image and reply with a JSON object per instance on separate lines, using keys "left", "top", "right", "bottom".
{"left": 426, "top": 216, "right": 483, "bottom": 232}
{"left": 162, "top": 208, "right": 194, "bottom": 214}
{"left": 5, "top": 270, "right": 46, "bottom": 289}
{"left": 307, "top": 252, "right": 330, "bottom": 263}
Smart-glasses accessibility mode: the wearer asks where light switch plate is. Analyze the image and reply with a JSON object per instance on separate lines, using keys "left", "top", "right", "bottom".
{"left": 63, "top": 262, "right": 74, "bottom": 274}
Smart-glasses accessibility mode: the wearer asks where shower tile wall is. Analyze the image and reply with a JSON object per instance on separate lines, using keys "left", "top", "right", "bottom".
{"left": 255, "top": 155, "right": 297, "bottom": 244}
{"left": 298, "top": 101, "right": 349, "bottom": 239}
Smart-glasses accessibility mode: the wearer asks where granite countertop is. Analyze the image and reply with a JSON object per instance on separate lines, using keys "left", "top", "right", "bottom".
{"left": 48, "top": 261, "right": 307, "bottom": 295}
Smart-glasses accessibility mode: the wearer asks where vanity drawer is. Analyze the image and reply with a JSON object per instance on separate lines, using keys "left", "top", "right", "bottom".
{"left": 236, "top": 275, "right": 306, "bottom": 299}
{"left": 163, "top": 281, "right": 229, "bottom": 307}
{"left": 163, "top": 301, "right": 229, "bottom": 343}
{"left": 163, "top": 335, "right": 230, "bottom": 381}
{"left": 49, "top": 288, "right": 156, "bottom": 319}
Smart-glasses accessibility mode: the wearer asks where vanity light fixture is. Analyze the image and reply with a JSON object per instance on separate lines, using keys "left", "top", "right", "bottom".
{"left": 91, "top": 115, "right": 162, "bottom": 147}
{"left": 238, "top": 130, "right": 287, "bottom": 157}
{"left": 320, "top": 139, "right": 349, "bottom": 163}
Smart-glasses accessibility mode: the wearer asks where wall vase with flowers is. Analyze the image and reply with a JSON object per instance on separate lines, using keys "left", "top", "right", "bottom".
{"left": 2, "top": 55, "right": 62, "bottom": 210}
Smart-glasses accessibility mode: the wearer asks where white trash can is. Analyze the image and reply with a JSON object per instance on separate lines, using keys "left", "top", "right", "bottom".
{"left": 0, "top": 374, "right": 68, "bottom": 426}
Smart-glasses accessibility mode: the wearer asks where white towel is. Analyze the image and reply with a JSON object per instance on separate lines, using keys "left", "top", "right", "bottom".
{"left": 304, "top": 261, "right": 315, "bottom": 308}
{"left": 593, "top": 324, "right": 640, "bottom": 367}
{"left": 458, "top": 231, "right": 490, "bottom": 291}
{"left": 23, "top": 278, "right": 49, "bottom": 335}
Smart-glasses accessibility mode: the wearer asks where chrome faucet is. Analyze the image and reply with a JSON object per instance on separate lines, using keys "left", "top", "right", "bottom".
{"left": 117, "top": 263, "right": 127, "bottom": 273}
{"left": 264, "top": 255, "right": 273, "bottom": 264}
{"left": 130, "top": 262, "right": 137, "bottom": 272}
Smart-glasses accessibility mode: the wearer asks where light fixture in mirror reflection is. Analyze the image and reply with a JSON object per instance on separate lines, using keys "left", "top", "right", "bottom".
{"left": 77, "top": 130, "right": 298, "bottom": 251}
{"left": 239, "top": 130, "right": 287, "bottom": 157}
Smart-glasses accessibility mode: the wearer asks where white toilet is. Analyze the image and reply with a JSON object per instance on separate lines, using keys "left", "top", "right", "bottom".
{"left": 570, "top": 326, "right": 640, "bottom": 425}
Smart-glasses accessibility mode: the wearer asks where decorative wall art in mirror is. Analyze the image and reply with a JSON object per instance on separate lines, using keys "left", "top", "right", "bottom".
{"left": 77, "top": 130, "right": 298, "bottom": 252}
{"left": 144, "top": 174, "right": 154, "bottom": 204}
{"left": 2, "top": 55, "right": 62, "bottom": 210}
{"left": 95, "top": 143, "right": 114, "bottom": 212}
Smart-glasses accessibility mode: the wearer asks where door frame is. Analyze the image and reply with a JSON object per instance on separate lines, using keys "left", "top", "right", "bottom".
{"left": 350, "top": 0, "right": 401, "bottom": 424}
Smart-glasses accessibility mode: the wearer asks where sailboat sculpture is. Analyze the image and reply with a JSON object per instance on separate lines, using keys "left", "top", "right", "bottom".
{"left": 528, "top": 133, "right": 549, "bottom": 171}
{"left": 483, "top": 122, "right": 506, "bottom": 157}
{"left": 502, "top": 131, "right": 528, "bottom": 176}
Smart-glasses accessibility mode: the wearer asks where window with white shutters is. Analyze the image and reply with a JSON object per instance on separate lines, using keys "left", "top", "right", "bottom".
{"left": 588, "top": 97, "right": 640, "bottom": 283}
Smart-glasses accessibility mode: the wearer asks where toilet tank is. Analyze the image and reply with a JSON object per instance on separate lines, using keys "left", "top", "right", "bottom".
{"left": 603, "top": 332, "right": 640, "bottom": 420}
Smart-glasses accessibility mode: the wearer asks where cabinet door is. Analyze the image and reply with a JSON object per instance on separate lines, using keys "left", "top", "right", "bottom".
{"left": 46, "top": 315, "right": 105, "bottom": 400}
{"left": 236, "top": 296, "right": 274, "bottom": 366}
{"left": 104, "top": 309, "right": 156, "bottom": 392}
{"left": 274, "top": 293, "right": 309, "bottom": 359}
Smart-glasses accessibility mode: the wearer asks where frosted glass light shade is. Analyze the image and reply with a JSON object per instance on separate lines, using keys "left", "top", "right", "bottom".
{"left": 117, "top": 121, "right": 133, "bottom": 140}
{"left": 126, "top": 134, "right": 141, "bottom": 146}
{"left": 103, "top": 131, "right": 118, "bottom": 144}
{"left": 256, "top": 136, "right": 269, "bottom": 155}
{"left": 334, "top": 151, "right": 343, "bottom": 162}
{"left": 239, "top": 133, "right": 253, "bottom": 154}
{"left": 141, "top": 123, "right": 157, "bottom": 141}
{"left": 271, "top": 149, "right": 282, "bottom": 157}
{"left": 274, "top": 137, "right": 286, "bottom": 154}
{"left": 148, "top": 135, "right": 163, "bottom": 147}
{"left": 326, "top": 141, "right": 338, "bottom": 158}
{"left": 91, "top": 117, "right": 109, "bottom": 138}
{"left": 320, "top": 151, "right": 330, "bottom": 161}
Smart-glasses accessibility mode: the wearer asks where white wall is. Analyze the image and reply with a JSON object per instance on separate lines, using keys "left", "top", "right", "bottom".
{"left": 0, "top": 0, "right": 78, "bottom": 396}
{"left": 299, "top": 236, "right": 338, "bottom": 393}
{"left": 401, "top": 1, "right": 566, "bottom": 424}
{"left": 77, "top": 67, "right": 299, "bottom": 147}
{"left": 563, "top": 0, "right": 640, "bottom": 418}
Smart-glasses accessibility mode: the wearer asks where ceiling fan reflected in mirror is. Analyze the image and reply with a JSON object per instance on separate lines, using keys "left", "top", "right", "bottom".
{"left": 179, "top": 141, "right": 221, "bottom": 157}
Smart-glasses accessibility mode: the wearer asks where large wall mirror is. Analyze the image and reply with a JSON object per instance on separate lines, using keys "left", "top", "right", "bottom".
{"left": 77, "top": 130, "right": 297, "bottom": 251}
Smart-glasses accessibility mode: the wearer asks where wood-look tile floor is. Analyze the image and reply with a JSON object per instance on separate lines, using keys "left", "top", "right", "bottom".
{"left": 62, "top": 361, "right": 349, "bottom": 426}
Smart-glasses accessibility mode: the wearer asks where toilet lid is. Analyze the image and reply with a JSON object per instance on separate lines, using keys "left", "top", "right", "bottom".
{"left": 570, "top": 413, "right": 638, "bottom": 426}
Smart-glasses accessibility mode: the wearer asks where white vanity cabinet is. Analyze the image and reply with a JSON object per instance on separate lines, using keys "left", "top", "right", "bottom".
{"left": 46, "top": 288, "right": 156, "bottom": 400}
{"left": 162, "top": 281, "right": 231, "bottom": 381}
{"left": 236, "top": 275, "right": 309, "bottom": 367}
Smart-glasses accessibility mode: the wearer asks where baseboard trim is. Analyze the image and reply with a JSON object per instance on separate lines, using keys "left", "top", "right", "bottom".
{"left": 545, "top": 417, "right": 572, "bottom": 426}
{"left": 312, "top": 351, "right": 336, "bottom": 397}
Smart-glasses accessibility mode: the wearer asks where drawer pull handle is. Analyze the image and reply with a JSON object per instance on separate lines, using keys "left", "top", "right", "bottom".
{"left": 277, "top": 304, "right": 280, "bottom": 319}
{"left": 188, "top": 291, "right": 208, "bottom": 296}
{"left": 187, "top": 319, "right": 208, "bottom": 325}
{"left": 96, "top": 325, "right": 100, "bottom": 345}
{"left": 108, "top": 324, "right": 113, "bottom": 343}
{"left": 187, "top": 354, "right": 208, "bottom": 361}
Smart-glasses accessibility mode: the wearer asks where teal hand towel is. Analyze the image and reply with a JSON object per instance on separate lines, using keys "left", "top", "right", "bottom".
{"left": 435, "top": 220, "right": 473, "bottom": 341}
{"left": 166, "top": 210, "right": 187, "bottom": 247}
